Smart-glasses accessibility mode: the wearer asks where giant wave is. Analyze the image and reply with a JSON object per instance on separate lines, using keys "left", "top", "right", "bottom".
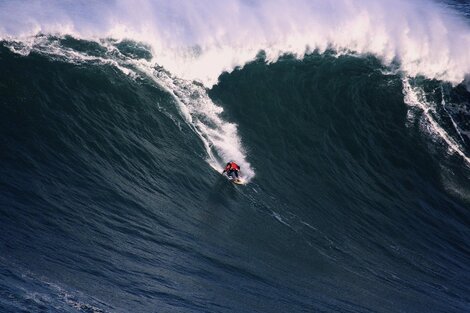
{"left": 0, "top": 1, "right": 469, "bottom": 313}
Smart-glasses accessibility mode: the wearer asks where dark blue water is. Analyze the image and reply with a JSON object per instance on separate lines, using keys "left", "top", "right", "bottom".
{"left": 1, "top": 3, "right": 470, "bottom": 313}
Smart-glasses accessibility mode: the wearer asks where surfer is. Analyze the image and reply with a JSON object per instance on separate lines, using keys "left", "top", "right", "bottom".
{"left": 222, "top": 161, "right": 240, "bottom": 180}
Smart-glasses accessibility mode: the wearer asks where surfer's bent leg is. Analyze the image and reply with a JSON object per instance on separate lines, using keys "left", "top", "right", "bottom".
{"left": 228, "top": 170, "right": 237, "bottom": 179}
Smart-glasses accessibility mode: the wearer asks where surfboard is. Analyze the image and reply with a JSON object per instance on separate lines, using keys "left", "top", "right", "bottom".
{"left": 231, "top": 178, "right": 244, "bottom": 185}
{"left": 225, "top": 174, "right": 244, "bottom": 185}
{"left": 213, "top": 164, "right": 245, "bottom": 185}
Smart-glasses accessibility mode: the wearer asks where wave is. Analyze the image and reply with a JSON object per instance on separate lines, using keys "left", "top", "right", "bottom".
{"left": 1, "top": 2, "right": 470, "bottom": 313}
{"left": 3, "top": 0, "right": 470, "bottom": 175}
{"left": 1, "top": 37, "right": 469, "bottom": 313}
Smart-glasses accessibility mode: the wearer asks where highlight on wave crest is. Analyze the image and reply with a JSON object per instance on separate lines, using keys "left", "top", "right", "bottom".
{"left": 2, "top": 0, "right": 470, "bottom": 87}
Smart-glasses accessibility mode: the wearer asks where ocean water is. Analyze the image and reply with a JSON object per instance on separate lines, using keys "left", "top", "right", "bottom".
{"left": 0, "top": 1, "right": 469, "bottom": 312}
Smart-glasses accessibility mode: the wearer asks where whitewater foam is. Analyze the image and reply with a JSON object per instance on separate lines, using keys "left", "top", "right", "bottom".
{"left": 2, "top": 0, "right": 470, "bottom": 87}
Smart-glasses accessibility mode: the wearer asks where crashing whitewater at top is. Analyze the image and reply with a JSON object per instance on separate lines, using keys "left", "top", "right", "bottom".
{"left": 2, "top": 0, "right": 470, "bottom": 87}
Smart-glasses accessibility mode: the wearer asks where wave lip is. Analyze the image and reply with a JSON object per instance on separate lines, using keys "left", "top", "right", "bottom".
{"left": 2, "top": 0, "right": 470, "bottom": 87}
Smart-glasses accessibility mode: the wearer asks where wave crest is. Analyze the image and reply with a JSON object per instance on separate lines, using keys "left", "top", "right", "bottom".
{"left": 1, "top": 0, "right": 470, "bottom": 86}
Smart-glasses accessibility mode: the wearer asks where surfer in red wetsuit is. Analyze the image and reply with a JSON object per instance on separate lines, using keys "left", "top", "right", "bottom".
{"left": 222, "top": 161, "right": 240, "bottom": 179}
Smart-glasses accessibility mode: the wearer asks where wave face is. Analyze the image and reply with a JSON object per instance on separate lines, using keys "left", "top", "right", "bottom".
{"left": 1, "top": 1, "right": 470, "bottom": 313}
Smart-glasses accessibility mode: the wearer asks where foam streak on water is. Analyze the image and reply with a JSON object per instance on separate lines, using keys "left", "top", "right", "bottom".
{"left": 403, "top": 77, "right": 470, "bottom": 165}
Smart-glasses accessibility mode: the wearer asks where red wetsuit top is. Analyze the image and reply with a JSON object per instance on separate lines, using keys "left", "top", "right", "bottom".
{"left": 224, "top": 162, "right": 240, "bottom": 172}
